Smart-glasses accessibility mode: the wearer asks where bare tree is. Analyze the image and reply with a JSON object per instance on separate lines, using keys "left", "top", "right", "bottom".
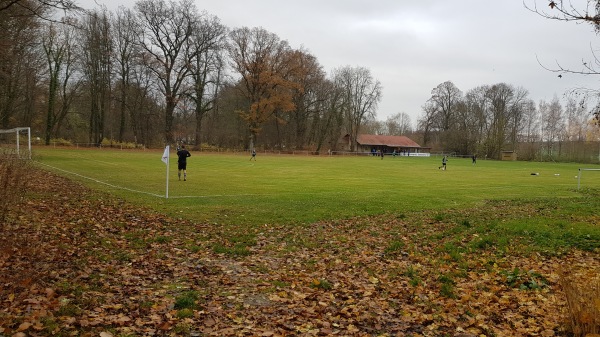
{"left": 418, "top": 101, "right": 437, "bottom": 147}
{"left": 429, "top": 81, "right": 462, "bottom": 132}
{"left": 565, "top": 96, "right": 590, "bottom": 141}
{"left": 418, "top": 81, "right": 531, "bottom": 157}
{"left": 285, "top": 49, "right": 326, "bottom": 149}
{"left": 186, "top": 12, "right": 227, "bottom": 147}
{"left": 423, "top": 81, "right": 462, "bottom": 150}
{"left": 526, "top": 1, "right": 600, "bottom": 32}
{"left": 0, "top": 0, "right": 81, "bottom": 22}
{"left": 463, "top": 85, "right": 491, "bottom": 153}
{"left": 483, "top": 83, "right": 527, "bottom": 158}
{"left": 80, "top": 8, "right": 112, "bottom": 145}
{"left": 526, "top": 0, "right": 600, "bottom": 122}
{"left": 135, "top": 0, "right": 196, "bottom": 143}
{"left": 361, "top": 116, "right": 385, "bottom": 135}
{"left": 518, "top": 99, "right": 541, "bottom": 160}
{"left": 41, "top": 19, "right": 78, "bottom": 144}
{"left": 312, "top": 78, "right": 344, "bottom": 153}
{"left": 129, "top": 62, "right": 162, "bottom": 147}
{"left": 0, "top": 2, "right": 42, "bottom": 128}
{"left": 112, "top": 6, "right": 139, "bottom": 143}
{"left": 333, "top": 65, "right": 382, "bottom": 152}
{"left": 385, "top": 112, "right": 412, "bottom": 136}
{"left": 540, "top": 96, "right": 565, "bottom": 158}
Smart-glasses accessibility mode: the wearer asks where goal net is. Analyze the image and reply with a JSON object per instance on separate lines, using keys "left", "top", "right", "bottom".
{"left": 577, "top": 168, "right": 600, "bottom": 190}
{"left": 0, "top": 127, "right": 31, "bottom": 159}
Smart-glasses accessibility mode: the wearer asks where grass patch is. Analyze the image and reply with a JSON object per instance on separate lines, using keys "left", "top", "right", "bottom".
{"left": 404, "top": 265, "right": 422, "bottom": 287}
{"left": 56, "top": 301, "right": 82, "bottom": 316}
{"left": 440, "top": 241, "right": 464, "bottom": 262}
{"left": 438, "top": 274, "right": 457, "bottom": 298}
{"left": 469, "top": 235, "right": 496, "bottom": 250}
{"left": 154, "top": 235, "right": 171, "bottom": 244}
{"left": 212, "top": 243, "right": 252, "bottom": 256}
{"left": 271, "top": 280, "right": 290, "bottom": 288}
{"left": 174, "top": 291, "right": 199, "bottom": 310}
{"left": 176, "top": 308, "right": 194, "bottom": 318}
{"left": 384, "top": 240, "right": 405, "bottom": 256}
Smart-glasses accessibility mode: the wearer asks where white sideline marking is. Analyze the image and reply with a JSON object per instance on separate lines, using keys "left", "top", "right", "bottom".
{"left": 71, "top": 153, "right": 120, "bottom": 166}
{"left": 169, "top": 194, "right": 260, "bottom": 199}
{"left": 37, "top": 162, "right": 165, "bottom": 198}
{"left": 36, "top": 161, "right": 269, "bottom": 199}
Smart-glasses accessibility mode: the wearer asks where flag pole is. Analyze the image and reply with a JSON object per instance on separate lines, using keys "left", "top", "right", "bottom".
{"left": 162, "top": 145, "right": 170, "bottom": 199}
{"left": 166, "top": 146, "right": 170, "bottom": 198}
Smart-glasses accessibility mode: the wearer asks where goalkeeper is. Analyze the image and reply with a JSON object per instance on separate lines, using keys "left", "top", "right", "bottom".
{"left": 177, "top": 145, "right": 191, "bottom": 181}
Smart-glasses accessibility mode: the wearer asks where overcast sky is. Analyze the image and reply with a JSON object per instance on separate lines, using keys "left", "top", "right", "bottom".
{"left": 81, "top": 0, "right": 600, "bottom": 126}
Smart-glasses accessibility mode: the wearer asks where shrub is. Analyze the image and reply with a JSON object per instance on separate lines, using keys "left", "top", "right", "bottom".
{"left": 101, "top": 138, "right": 141, "bottom": 149}
{"left": 560, "top": 268, "right": 600, "bottom": 336}
{"left": 50, "top": 138, "right": 73, "bottom": 146}
{"left": 502, "top": 267, "right": 548, "bottom": 290}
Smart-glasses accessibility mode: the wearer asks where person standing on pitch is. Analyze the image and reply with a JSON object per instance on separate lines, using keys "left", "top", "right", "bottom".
{"left": 250, "top": 148, "right": 256, "bottom": 161}
{"left": 177, "top": 145, "right": 191, "bottom": 181}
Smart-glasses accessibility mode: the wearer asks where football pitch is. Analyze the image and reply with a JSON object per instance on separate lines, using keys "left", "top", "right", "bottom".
{"left": 34, "top": 147, "right": 599, "bottom": 226}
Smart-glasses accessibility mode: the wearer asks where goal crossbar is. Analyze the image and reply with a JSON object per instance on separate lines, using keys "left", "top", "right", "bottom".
{"left": 577, "top": 168, "right": 600, "bottom": 190}
{"left": 0, "top": 127, "right": 31, "bottom": 159}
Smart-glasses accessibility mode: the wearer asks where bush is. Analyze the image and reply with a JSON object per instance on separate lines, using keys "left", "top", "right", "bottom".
{"left": 50, "top": 138, "right": 73, "bottom": 146}
{"left": 560, "top": 268, "right": 600, "bottom": 336}
{"left": 101, "top": 138, "right": 141, "bottom": 149}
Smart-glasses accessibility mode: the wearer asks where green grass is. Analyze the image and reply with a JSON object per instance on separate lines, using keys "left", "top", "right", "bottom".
{"left": 34, "top": 147, "right": 600, "bottom": 228}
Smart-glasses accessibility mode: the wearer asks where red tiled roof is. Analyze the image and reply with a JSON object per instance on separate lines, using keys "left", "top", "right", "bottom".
{"left": 357, "top": 134, "right": 421, "bottom": 148}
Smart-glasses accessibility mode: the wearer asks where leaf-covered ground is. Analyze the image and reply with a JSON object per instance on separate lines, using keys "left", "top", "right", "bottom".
{"left": 1, "top": 168, "right": 598, "bottom": 336}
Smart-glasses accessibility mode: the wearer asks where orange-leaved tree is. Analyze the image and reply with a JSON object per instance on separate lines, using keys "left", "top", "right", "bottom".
{"left": 227, "top": 26, "right": 303, "bottom": 149}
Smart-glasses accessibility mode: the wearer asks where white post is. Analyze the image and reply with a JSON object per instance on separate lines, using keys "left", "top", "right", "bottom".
{"left": 26, "top": 127, "right": 31, "bottom": 159}
{"left": 165, "top": 146, "right": 170, "bottom": 199}
{"left": 162, "top": 145, "right": 170, "bottom": 198}
{"left": 16, "top": 129, "right": 20, "bottom": 158}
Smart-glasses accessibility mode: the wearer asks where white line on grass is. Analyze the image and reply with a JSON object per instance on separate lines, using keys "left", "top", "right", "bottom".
{"left": 168, "top": 194, "right": 263, "bottom": 199}
{"left": 36, "top": 161, "right": 278, "bottom": 199}
{"left": 67, "top": 153, "right": 121, "bottom": 166}
{"left": 37, "top": 161, "right": 165, "bottom": 198}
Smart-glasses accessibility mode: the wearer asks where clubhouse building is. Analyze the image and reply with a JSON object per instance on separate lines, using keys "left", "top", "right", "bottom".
{"left": 341, "top": 134, "right": 430, "bottom": 156}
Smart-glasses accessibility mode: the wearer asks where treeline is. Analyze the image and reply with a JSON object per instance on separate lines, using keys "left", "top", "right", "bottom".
{"left": 414, "top": 81, "right": 600, "bottom": 162}
{"left": 1, "top": 0, "right": 599, "bottom": 159}
{"left": 0, "top": 0, "right": 383, "bottom": 152}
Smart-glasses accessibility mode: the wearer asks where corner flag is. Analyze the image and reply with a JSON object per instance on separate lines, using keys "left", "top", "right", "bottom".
{"left": 162, "top": 145, "right": 170, "bottom": 198}
{"left": 161, "top": 145, "right": 170, "bottom": 164}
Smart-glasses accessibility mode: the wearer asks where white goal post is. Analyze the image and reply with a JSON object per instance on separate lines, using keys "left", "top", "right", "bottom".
{"left": 577, "top": 168, "right": 600, "bottom": 190}
{"left": 0, "top": 127, "right": 31, "bottom": 159}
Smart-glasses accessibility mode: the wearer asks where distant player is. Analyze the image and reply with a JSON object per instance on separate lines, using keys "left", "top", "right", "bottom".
{"left": 439, "top": 155, "right": 447, "bottom": 170}
{"left": 250, "top": 148, "right": 256, "bottom": 161}
{"left": 177, "top": 145, "right": 191, "bottom": 181}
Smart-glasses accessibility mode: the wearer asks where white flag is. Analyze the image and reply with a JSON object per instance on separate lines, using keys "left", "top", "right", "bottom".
{"left": 161, "top": 145, "right": 170, "bottom": 164}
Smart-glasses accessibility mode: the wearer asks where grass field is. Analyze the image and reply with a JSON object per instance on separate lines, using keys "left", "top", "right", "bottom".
{"left": 34, "top": 147, "right": 600, "bottom": 226}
